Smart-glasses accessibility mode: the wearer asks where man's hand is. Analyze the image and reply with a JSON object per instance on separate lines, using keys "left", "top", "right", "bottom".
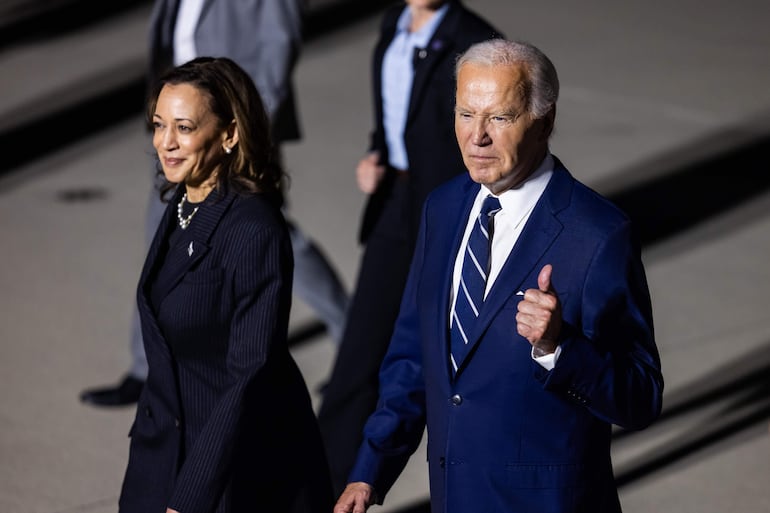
{"left": 356, "top": 152, "right": 386, "bottom": 194}
{"left": 516, "top": 264, "right": 562, "bottom": 354}
{"left": 333, "top": 482, "right": 376, "bottom": 513}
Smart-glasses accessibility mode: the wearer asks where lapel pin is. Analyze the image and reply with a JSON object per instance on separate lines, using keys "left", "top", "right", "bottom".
{"left": 188, "top": 241, "right": 194, "bottom": 257}
{"left": 431, "top": 39, "right": 444, "bottom": 51}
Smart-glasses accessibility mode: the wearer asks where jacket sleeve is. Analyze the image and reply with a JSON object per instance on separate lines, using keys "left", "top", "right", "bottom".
{"left": 347, "top": 196, "right": 431, "bottom": 502}
{"left": 244, "top": 0, "right": 304, "bottom": 121}
{"left": 541, "top": 220, "right": 664, "bottom": 430}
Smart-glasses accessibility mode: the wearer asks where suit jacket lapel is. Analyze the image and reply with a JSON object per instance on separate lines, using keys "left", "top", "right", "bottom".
{"left": 157, "top": 187, "right": 234, "bottom": 303}
{"left": 137, "top": 186, "right": 235, "bottom": 321}
{"left": 136, "top": 186, "right": 179, "bottom": 345}
{"left": 454, "top": 166, "right": 574, "bottom": 377}
{"left": 433, "top": 177, "right": 479, "bottom": 379}
{"left": 406, "top": 2, "right": 460, "bottom": 126}
{"left": 138, "top": 187, "right": 179, "bottom": 301}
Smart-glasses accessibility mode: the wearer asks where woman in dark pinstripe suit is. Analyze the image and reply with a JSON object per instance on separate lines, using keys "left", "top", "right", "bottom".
{"left": 118, "top": 57, "right": 333, "bottom": 513}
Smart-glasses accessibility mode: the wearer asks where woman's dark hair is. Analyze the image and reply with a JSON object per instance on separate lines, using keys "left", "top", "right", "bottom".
{"left": 147, "top": 56, "right": 285, "bottom": 204}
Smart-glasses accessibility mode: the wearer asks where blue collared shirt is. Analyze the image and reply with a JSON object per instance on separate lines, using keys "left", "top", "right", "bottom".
{"left": 381, "top": 4, "right": 449, "bottom": 170}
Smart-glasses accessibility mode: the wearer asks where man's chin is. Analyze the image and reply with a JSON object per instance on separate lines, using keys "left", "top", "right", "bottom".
{"left": 468, "top": 168, "right": 498, "bottom": 186}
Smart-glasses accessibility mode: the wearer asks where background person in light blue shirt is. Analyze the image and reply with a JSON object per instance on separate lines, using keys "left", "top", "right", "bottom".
{"left": 381, "top": 2, "right": 448, "bottom": 171}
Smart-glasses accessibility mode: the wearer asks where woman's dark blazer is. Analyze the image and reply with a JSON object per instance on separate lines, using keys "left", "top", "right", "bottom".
{"left": 118, "top": 186, "right": 333, "bottom": 513}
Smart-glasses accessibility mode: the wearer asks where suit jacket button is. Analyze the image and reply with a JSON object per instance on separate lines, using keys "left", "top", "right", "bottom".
{"left": 439, "top": 457, "right": 446, "bottom": 468}
{"left": 144, "top": 407, "right": 151, "bottom": 417}
{"left": 450, "top": 394, "right": 462, "bottom": 405}
{"left": 174, "top": 418, "right": 181, "bottom": 428}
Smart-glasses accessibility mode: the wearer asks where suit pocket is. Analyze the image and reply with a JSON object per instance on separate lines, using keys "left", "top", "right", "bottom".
{"left": 160, "top": 268, "right": 230, "bottom": 345}
{"left": 128, "top": 403, "right": 161, "bottom": 442}
{"left": 504, "top": 463, "right": 591, "bottom": 513}
{"left": 505, "top": 462, "right": 584, "bottom": 489}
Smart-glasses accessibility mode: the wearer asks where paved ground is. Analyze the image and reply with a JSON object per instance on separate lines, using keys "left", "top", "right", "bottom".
{"left": 0, "top": 1, "right": 768, "bottom": 512}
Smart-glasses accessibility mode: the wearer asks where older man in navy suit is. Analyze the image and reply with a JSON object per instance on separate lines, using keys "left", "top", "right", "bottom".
{"left": 334, "top": 39, "right": 663, "bottom": 513}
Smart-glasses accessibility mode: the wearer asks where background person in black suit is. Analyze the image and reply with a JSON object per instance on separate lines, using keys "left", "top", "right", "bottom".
{"left": 117, "top": 57, "right": 332, "bottom": 513}
{"left": 317, "top": 0, "right": 501, "bottom": 495}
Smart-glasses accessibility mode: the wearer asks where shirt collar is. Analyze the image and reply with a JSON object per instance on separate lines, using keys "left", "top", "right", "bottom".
{"left": 479, "top": 153, "right": 555, "bottom": 214}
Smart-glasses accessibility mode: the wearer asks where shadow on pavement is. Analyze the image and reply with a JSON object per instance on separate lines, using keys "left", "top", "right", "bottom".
{"left": 613, "top": 341, "right": 770, "bottom": 486}
{"left": 0, "top": 0, "right": 148, "bottom": 48}
{"left": 0, "top": 0, "right": 393, "bottom": 47}
{"left": 0, "top": 0, "right": 393, "bottom": 175}
{"left": 608, "top": 131, "right": 770, "bottom": 249}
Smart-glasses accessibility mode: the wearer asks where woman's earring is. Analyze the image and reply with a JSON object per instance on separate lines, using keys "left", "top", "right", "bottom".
{"left": 224, "top": 146, "right": 232, "bottom": 154}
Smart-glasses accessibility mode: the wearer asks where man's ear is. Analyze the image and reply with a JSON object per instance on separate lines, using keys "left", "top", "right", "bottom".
{"left": 541, "top": 107, "right": 556, "bottom": 140}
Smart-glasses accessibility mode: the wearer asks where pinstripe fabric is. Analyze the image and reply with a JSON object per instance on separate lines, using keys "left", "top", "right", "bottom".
{"left": 119, "top": 186, "right": 333, "bottom": 513}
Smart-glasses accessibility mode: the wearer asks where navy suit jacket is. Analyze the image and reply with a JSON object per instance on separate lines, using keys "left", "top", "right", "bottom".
{"left": 359, "top": 0, "right": 501, "bottom": 242}
{"left": 119, "top": 187, "right": 332, "bottom": 513}
{"left": 349, "top": 161, "right": 664, "bottom": 513}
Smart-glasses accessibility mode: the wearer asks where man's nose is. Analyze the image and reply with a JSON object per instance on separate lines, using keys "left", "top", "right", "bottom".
{"left": 471, "top": 119, "right": 491, "bottom": 145}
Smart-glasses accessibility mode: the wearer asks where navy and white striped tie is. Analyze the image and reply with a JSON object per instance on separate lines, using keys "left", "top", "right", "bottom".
{"left": 450, "top": 195, "right": 501, "bottom": 373}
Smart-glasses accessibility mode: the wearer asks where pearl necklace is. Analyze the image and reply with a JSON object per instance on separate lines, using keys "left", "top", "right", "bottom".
{"left": 177, "top": 193, "right": 199, "bottom": 230}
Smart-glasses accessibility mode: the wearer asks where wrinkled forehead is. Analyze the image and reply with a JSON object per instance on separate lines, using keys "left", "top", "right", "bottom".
{"left": 456, "top": 62, "right": 530, "bottom": 111}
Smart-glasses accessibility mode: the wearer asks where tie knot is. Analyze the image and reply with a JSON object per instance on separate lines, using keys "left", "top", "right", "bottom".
{"left": 480, "top": 195, "right": 501, "bottom": 217}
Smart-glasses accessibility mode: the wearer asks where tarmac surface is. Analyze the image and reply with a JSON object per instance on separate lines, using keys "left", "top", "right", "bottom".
{"left": 1, "top": 1, "right": 769, "bottom": 512}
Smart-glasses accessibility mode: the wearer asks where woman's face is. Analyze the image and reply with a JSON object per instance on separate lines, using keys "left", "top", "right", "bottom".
{"left": 152, "top": 83, "right": 228, "bottom": 191}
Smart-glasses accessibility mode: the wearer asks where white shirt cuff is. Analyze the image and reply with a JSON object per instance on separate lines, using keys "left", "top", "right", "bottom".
{"left": 532, "top": 344, "right": 562, "bottom": 370}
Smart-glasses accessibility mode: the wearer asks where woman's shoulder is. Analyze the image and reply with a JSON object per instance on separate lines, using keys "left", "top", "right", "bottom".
{"left": 211, "top": 193, "right": 289, "bottom": 259}
{"left": 226, "top": 193, "right": 285, "bottom": 228}
{"left": 211, "top": 193, "right": 291, "bottom": 269}
{"left": 203, "top": 190, "right": 285, "bottom": 244}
